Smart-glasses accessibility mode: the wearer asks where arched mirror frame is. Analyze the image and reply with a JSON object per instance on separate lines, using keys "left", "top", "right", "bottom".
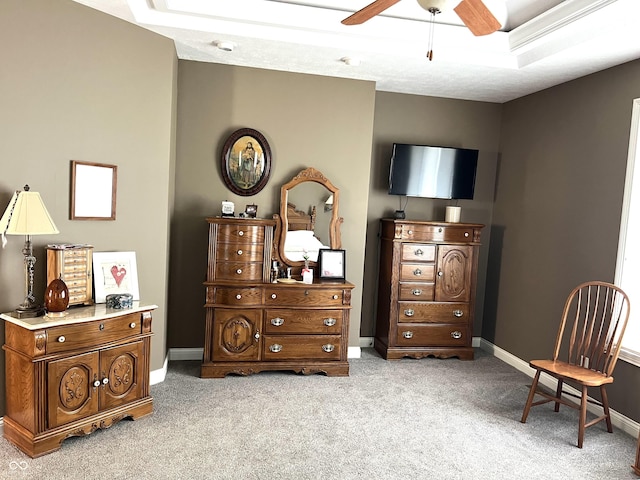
{"left": 273, "top": 167, "right": 343, "bottom": 273}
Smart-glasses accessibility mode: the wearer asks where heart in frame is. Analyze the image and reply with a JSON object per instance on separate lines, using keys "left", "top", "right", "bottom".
{"left": 110, "top": 265, "right": 127, "bottom": 287}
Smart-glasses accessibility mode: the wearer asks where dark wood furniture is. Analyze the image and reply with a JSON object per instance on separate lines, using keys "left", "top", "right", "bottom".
{"left": 375, "top": 219, "right": 483, "bottom": 360}
{"left": 1, "top": 303, "right": 156, "bottom": 457}
{"left": 520, "top": 281, "right": 630, "bottom": 448}
{"left": 201, "top": 167, "right": 354, "bottom": 378}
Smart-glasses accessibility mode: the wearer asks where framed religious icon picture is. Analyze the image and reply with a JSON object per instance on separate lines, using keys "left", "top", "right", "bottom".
{"left": 221, "top": 128, "right": 272, "bottom": 196}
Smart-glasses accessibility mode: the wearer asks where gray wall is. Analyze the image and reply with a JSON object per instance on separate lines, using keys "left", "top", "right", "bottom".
{"left": 0, "top": 0, "right": 177, "bottom": 415}
{"left": 487, "top": 58, "right": 640, "bottom": 420}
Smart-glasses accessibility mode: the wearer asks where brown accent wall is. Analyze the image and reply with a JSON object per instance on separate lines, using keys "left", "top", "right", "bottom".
{"left": 487, "top": 58, "right": 640, "bottom": 420}
{"left": 0, "top": 0, "right": 176, "bottom": 415}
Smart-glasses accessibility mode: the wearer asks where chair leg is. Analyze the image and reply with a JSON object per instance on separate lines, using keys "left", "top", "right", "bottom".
{"left": 578, "top": 385, "right": 588, "bottom": 448}
{"left": 600, "top": 385, "right": 613, "bottom": 433}
{"left": 521, "top": 370, "right": 541, "bottom": 423}
{"left": 554, "top": 379, "right": 563, "bottom": 412}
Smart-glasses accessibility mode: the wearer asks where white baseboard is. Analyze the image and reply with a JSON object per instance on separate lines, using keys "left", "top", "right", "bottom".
{"left": 478, "top": 338, "right": 640, "bottom": 438}
{"left": 150, "top": 354, "right": 168, "bottom": 385}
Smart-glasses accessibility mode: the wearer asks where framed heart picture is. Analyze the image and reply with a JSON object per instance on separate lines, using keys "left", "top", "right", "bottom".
{"left": 92, "top": 251, "right": 140, "bottom": 303}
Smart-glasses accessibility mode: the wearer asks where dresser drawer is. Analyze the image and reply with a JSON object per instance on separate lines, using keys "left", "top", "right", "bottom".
{"left": 399, "top": 283, "right": 434, "bottom": 301}
{"left": 400, "top": 263, "right": 435, "bottom": 282}
{"left": 263, "top": 335, "right": 342, "bottom": 360}
{"left": 209, "top": 286, "right": 263, "bottom": 306}
{"left": 218, "top": 224, "right": 265, "bottom": 244}
{"left": 216, "top": 242, "right": 264, "bottom": 262}
{"left": 265, "top": 287, "right": 348, "bottom": 307}
{"left": 46, "top": 313, "right": 143, "bottom": 354}
{"left": 397, "top": 302, "right": 469, "bottom": 323}
{"left": 396, "top": 324, "right": 469, "bottom": 346}
{"left": 215, "top": 262, "right": 264, "bottom": 282}
{"left": 264, "top": 309, "right": 342, "bottom": 334}
{"left": 400, "top": 224, "right": 476, "bottom": 243}
{"left": 401, "top": 244, "right": 436, "bottom": 262}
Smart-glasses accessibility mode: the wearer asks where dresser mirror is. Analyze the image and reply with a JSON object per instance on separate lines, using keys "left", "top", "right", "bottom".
{"left": 274, "top": 167, "right": 342, "bottom": 270}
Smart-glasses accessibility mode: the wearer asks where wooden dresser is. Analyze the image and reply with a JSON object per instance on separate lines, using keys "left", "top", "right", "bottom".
{"left": 1, "top": 303, "right": 156, "bottom": 457}
{"left": 375, "top": 219, "right": 483, "bottom": 360}
{"left": 202, "top": 217, "right": 354, "bottom": 378}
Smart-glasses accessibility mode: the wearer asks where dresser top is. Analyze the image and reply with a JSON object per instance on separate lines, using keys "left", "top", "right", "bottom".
{"left": 0, "top": 302, "right": 158, "bottom": 330}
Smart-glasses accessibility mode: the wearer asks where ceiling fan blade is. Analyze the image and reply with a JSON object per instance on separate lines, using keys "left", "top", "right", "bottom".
{"left": 341, "top": 0, "right": 402, "bottom": 26}
{"left": 453, "top": 0, "right": 501, "bottom": 36}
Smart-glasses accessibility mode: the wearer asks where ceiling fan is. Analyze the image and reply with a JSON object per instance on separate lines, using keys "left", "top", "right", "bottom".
{"left": 341, "top": 0, "right": 502, "bottom": 60}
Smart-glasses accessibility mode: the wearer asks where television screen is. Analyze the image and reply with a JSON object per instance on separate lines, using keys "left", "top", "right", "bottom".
{"left": 388, "top": 144, "right": 478, "bottom": 199}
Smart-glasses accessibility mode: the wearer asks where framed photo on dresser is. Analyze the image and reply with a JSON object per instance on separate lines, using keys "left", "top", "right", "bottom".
{"left": 318, "top": 249, "right": 345, "bottom": 280}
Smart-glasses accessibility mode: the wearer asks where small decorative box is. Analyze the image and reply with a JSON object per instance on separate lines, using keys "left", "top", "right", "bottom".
{"left": 106, "top": 293, "right": 133, "bottom": 309}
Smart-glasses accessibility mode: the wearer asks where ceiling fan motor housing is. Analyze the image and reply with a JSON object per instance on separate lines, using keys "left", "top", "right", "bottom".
{"left": 416, "top": 0, "right": 450, "bottom": 13}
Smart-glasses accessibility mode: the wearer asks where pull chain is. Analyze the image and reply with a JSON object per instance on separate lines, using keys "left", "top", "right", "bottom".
{"left": 426, "top": 7, "right": 441, "bottom": 61}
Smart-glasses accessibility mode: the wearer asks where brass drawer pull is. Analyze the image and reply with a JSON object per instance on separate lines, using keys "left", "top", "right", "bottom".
{"left": 412, "top": 289, "right": 422, "bottom": 296}
{"left": 414, "top": 248, "right": 424, "bottom": 256}
{"left": 236, "top": 268, "right": 243, "bottom": 274}
{"left": 403, "top": 331, "right": 413, "bottom": 339}
{"left": 451, "top": 331, "right": 462, "bottom": 339}
{"left": 57, "top": 335, "right": 66, "bottom": 343}
{"left": 271, "top": 317, "right": 285, "bottom": 326}
{"left": 322, "top": 344, "right": 335, "bottom": 353}
{"left": 413, "top": 268, "right": 422, "bottom": 276}
{"left": 453, "top": 310, "right": 464, "bottom": 318}
{"left": 237, "top": 249, "right": 243, "bottom": 255}
{"left": 236, "top": 294, "right": 242, "bottom": 300}
{"left": 129, "top": 322, "right": 136, "bottom": 328}
{"left": 324, "top": 318, "right": 337, "bottom": 327}
{"left": 269, "top": 344, "right": 282, "bottom": 353}
{"left": 238, "top": 230, "right": 244, "bottom": 236}
{"left": 404, "top": 309, "right": 414, "bottom": 317}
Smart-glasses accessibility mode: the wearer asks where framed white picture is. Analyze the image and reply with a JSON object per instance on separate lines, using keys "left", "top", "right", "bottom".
{"left": 93, "top": 251, "right": 140, "bottom": 303}
{"left": 70, "top": 160, "right": 118, "bottom": 220}
{"left": 318, "top": 249, "right": 346, "bottom": 280}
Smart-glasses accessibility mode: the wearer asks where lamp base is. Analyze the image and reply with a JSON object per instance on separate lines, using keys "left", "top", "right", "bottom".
{"left": 15, "top": 304, "right": 45, "bottom": 318}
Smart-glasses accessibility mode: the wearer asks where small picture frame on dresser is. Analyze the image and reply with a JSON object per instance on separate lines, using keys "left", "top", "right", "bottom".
{"left": 318, "top": 249, "right": 346, "bottom": 280}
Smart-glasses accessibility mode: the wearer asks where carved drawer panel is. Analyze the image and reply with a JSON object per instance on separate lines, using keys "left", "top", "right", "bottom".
{"left": 400, "top": 224, "right": 475, "bottom": 243}
{"left": 214, "top": 262, "right": 263, "bottom": 282}
{"left": 398, "top": 283, "right": 435, "bottom": 301}
{"left": 216, "top": 242, "right": 264, "bottom": 262}
{"left": 400, "top": 263, "right": 435, "bottom": 282}
{"left": 217, "top": 224, "right": 264, "bottom": 244}
{"left": 397, "top": 302, "right": 469, "bottom": 324}
{"left": 265, "top": 287, "right": 348, "bottom": 307}
{"left": 401, "top": 244, "right": 436, "bottom": 262}
{"left": 210, "top": 287, "right": 263, "bottom": 306}
{"left": 263, "top": 335, "right": 342, "bottom": 361}
{"left": 46, "top": 314, "right": 143, "bottom": 354}
{"left": 396, "top": 324, "right": 469, "bottom": 346}
{"left": 264, "top": 309, "right": 342, "bottom": 334}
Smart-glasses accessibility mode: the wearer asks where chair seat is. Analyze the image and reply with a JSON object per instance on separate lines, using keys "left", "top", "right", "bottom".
{"left": 530, "top": 359, "right": 614, "bottom": 387}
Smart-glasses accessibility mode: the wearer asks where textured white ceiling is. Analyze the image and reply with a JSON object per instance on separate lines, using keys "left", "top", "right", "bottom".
{"left": 73, "top": 0, "right": 640, "bottom": 103}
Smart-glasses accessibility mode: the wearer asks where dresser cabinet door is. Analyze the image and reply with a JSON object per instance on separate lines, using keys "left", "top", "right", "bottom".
{"left": 435, "top": 245, "right": 473, "bottom": 302}
{"left": 47, "top": 351, "right": 99, "bottom": 429}
{"left": 99, "top": 341, "right": 144, "bottom": 411}
{"left": 213, "top": 309, "right": 261, "bottom": 361}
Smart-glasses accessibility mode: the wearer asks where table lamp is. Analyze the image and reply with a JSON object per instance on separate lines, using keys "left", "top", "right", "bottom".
{"left": 0, "top": 185, "right": 59, "bottom": 318}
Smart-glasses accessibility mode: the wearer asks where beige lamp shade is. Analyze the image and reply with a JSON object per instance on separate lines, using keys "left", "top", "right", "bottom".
{"left": 0, "top": 189, "right": 59, "bottom": 237}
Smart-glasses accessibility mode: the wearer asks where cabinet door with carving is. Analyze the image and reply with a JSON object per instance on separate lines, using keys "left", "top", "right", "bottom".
{"left": 47, "top": 351, "right": 99, "bottom": 429}
{"left": 435, "top": 245, "right": 473, "bottom": 302}
{"left": 99, "top": 341, "right": 144, "bottom": 411}
{"left": 213, "top": 309, "right": 261, "bottom": 361}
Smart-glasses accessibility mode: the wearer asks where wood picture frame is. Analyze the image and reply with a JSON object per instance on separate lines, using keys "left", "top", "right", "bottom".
{"left": 221, "top": 128, "right": 272, "bottom": 196}
{"left": 92, "top": 251, "right": 140, "bottom": 303}
{"left": 70, "top": 160, "right": 117, "bottom": 220}
{"left": 318, "top": 249, "right": 346, "bottom": 280}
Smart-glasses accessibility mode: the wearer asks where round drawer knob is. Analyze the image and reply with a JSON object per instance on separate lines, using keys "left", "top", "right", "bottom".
{"left": 451, "top": 331, "right": 463, "bottom": 339}
{"left": 403, "top": 331, "right": 413, "bottom": 339}
{"left": 236, "top": 294, "right": 242, "bottom": 300}
{"left": 322, "top": 344, "right": 335, "bottom": 353}
{"left": 237, "top": 249, "right": 243, "bottom": 255}
{"left": 408, "top": 230, "right": 413, "bottom": 235}
{"left": 102, "top": 377, "right": 109, "bottom": 385}
{"left": 332, "top": 295, "right": 339, "bottom": 300}
{"left": 93, "top": 379, "right": 101, "bottom": 388}
{"left": 453, "top": 310, "right": 464, "bottom": 318}
{"left": 238, "top": 231, "right": 244, "bottom": 236}
{"left": 57, "top": 336, "right": 66, "bottom": 343}
{"left": 271, "top": 293, "right": 277, "bottom": 299}
{"left": 129, "top": 322, "right": 136, "bottom": 328}
{"left": 464, "top": 232, "right": 469, "bottom": 237}
{"left": 270, "top": 344, "right": 282, "bottom": 353}
{"left": 254, "top": 331, "right": 260, "bottom": 340}
{"left": 438, "top": 271, "right": 443, "bottom": 277}
{"left": 236, "top": 269, "right": 242, "bottom": 274}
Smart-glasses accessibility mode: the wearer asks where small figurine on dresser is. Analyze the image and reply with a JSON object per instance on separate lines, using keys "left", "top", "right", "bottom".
{"left": 44, "top": 276, "right": 69, "bottom": 318}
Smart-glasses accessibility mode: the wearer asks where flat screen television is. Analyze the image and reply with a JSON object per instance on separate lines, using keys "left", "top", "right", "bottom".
{"left": 388, "top": 143, "right": 478, "bottom": 199}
